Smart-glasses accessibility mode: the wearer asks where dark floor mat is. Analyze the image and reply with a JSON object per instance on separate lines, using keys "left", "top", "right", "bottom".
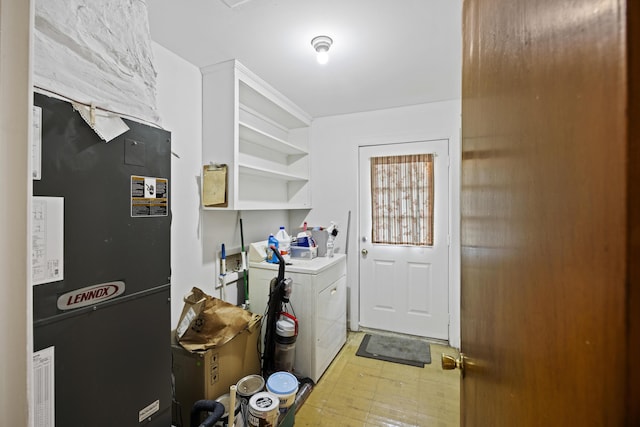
{"left": 356, "top": 333, "right": 431, "bottom": 367}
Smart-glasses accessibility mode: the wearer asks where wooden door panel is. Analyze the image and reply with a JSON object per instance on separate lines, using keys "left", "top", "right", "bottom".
{"left": 461, "top": 0, "right": 629, "bottom": 424}
{"left": 627, "top": 0, "right": 640, "bottom": 422}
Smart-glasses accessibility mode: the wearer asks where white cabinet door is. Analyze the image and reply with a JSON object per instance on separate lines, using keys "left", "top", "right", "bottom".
{"left": 315, "top": 275, "right": 347, "bottom": 380}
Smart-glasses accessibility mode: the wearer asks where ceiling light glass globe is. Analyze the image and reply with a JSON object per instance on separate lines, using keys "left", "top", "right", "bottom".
{"left": 317, "top": 50, "right": 329, "bottom": 64}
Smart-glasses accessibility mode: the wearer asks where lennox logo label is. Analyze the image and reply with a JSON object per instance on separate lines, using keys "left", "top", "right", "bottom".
{"left": 57, "top": 281, "right": 125, "bottom": 310}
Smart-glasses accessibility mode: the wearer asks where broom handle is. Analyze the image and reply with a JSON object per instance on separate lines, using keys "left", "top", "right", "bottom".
{"left": 240, "top": 218, "right": 249, "bottom": 303}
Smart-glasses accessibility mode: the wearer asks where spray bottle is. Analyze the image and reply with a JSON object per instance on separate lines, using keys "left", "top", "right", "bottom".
{"left": 326, "top": 222, "right": 338, "bottom": 257}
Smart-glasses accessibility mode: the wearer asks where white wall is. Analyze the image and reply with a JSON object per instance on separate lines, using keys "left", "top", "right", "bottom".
{"left": 34, "top": 0, "right": 159, "bottom": 124}
{"left": 306, "top": 100, "right": 462, "bottom": 347}
{"left": 153, "top": 43, "right": 293, "bottom": 325}
{"left": 199, "top": 210, "right": 292, "bottom": 305}
{"left": 152, "top": 42, "right": 204, "bottom": 325}
{"left": 76, "top": 42, "right": 462, "bottom": 346}
{"left": 0, "top": 0, "right": 32, "bottom": 425}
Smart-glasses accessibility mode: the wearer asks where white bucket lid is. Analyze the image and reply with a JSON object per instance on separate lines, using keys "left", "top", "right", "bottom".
{"left": 266, "top": 371, "right": 298, "bottom": 395}
{"left": 249, "top": 392, "right": 279, "bottom": 413}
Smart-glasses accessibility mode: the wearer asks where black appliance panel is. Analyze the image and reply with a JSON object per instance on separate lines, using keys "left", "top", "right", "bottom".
{"left": 33, "top": 93, "right": 171, "bottom": 321}
{"left": 33, "top": 285, "right": 172, "bottom": 427}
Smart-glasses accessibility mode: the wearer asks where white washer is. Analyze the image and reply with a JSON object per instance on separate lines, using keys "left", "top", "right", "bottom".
{"left": 248, "top": 244, "right": 347, "bottom": 383}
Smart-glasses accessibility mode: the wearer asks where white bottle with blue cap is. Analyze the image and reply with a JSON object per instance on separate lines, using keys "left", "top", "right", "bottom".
{"left": 275, "top": 226, "right": 291, "bottom": 262}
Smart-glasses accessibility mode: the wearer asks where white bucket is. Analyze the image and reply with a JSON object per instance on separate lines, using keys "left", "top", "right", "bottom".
{"left": 266, "top": 371, "right": 298, "bottom": 410}
{"left": 247, "top": 392, "right": 280, "bottom": 427}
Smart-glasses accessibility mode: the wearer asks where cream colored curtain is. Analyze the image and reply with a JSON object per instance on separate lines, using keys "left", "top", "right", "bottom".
{"left": 371, "top": 153, "right": 434, "bottom": 246}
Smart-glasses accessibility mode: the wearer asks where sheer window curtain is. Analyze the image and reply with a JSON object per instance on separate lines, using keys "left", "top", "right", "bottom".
{"left": 370, "top": 154, "right": 434, "bottom": 246}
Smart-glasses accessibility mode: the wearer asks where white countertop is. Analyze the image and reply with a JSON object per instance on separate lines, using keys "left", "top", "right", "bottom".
{"left": 249, "top": 253, "right": 346, "bottom": 274}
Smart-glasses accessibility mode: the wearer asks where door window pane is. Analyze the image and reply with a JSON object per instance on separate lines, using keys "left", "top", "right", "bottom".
{"left": 371, "top": 153, "right": 434, "bottom": 246}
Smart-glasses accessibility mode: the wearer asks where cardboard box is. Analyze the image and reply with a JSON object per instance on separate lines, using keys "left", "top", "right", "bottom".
{"left": 171, "top": 315, "right": 262, "bottom": 427}
{"left": 176, "top": 287, "right": 258, "bottom": 351}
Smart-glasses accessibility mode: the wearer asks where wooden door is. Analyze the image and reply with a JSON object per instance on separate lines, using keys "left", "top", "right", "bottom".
{"left": 358, "top": 140, "right": 450, "bottom": 339}
{"left": 460, "top": 0, "right": 638, "bottom": 424}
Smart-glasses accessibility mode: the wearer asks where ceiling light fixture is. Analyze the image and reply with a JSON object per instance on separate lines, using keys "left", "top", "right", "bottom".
{"left": 311, "top": 35, "right": 333, "bottom": 65}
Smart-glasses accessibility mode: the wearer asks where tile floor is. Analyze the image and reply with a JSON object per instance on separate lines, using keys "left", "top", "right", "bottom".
{"left": 295, "top": 331, "right": 461, "bottom": 426}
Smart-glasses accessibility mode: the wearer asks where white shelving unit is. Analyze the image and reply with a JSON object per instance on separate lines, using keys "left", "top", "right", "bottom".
{"left": 201, "top": 59, "right": 312, "bottom": 210}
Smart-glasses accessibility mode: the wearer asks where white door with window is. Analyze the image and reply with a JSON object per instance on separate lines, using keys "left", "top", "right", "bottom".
{"left": 359, "top": 140, "right": 449, "bottom": 339}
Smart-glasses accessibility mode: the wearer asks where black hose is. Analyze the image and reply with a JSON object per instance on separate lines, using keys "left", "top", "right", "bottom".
{"left": 263, "top": 247, "right": 286, "bottom": 376}
{"left": 271, "top": 245, "right": 285, "bottom": 283}
{"left": 190, "top": 400, "right": 225, "bottom": 427}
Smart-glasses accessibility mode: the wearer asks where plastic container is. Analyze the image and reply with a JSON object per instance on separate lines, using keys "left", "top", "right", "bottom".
{"left": 267, "top": 234, "right": 279, "bottom": 263}
{"left": 293, "top": 382, "right": 313, "bottom": 412}
{"left": 248, "top": 392, "right": 280, "bottom": 427}
{"left": 275, "top": 226, "right": 291, "bottom": 262}
{"left": 294, "top": 230, "right": 314, "bottom": 247}
{"left": 291, "top": 245, "right": 317, "bottom": 259}
{"left": 326, "top": 236, "right": 335, "bottom": 257}
{"left": 266, "top": 371, "right": 299, "bottom": 410}
{"left": 274, "top": 313, "right": 297, "bottom": 372}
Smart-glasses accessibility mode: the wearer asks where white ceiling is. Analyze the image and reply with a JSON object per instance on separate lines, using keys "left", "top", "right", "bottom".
{"left": 147, "top": 0, "right": 462, "bottom": 118}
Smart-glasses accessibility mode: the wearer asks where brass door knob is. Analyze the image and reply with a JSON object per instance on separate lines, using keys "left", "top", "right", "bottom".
{"left": 441, "top": 353, "right": 465, "bottom": 377}
{"left": 361, "top": 249, "right": 368, "bottom": 255}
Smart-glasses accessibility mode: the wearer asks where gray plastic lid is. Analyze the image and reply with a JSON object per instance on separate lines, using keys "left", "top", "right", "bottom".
{"left": 275, "top": 317, "right": 296, "bottom": 337}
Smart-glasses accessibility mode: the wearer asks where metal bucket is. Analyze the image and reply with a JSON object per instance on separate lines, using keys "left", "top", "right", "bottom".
{"left": 236, "top": 374, "right": 265, "bottom": 402}
{"left": 247, "top": 392, "right": 279, "bottom": 427}
{"left": 237, "top": 374, "right": 265, "bottom": 425}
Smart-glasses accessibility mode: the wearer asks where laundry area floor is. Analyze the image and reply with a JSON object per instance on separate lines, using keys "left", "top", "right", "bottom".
{"left": 296, "top": 331, "right": 460, "bottom": 426}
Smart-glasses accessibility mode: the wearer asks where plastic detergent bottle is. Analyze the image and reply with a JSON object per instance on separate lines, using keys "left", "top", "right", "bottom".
{"left": 275, "top": 226, "right": 291, "bottom": 262}
{"left": 267, "top": 234, "right": 279, "bottom": 263}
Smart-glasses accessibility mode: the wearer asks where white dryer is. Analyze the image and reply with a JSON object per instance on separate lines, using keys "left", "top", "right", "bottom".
{"left": 248, "top": 242, "right": 347, "bottom": 383}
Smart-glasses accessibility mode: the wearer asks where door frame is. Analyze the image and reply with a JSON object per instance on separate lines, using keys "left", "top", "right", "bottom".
{"left": 353, "top": 132, "right": 461, "bottom": 347}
